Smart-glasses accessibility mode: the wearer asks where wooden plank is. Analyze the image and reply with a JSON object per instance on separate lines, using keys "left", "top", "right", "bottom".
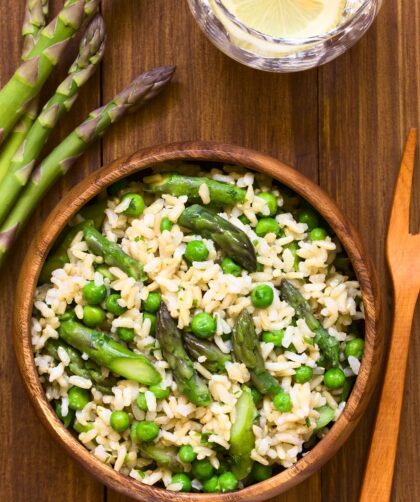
{"left": 318, "top": 0, "right": 420, "bottom": 500}
{"left": 0, "top": 1, "right": 103, "bottom": 500}
{"left": 101, "top": 1, "right": 320, "bottom": 501}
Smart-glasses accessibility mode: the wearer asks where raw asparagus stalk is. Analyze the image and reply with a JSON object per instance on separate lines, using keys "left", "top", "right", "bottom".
{"left": 39, "top": 219, "right": 94, "bottom": 284}
{"left": 280, "top": 280, "right": 339, "bottom": 367}
{"left": 229, "top": 386, "right": 257, "bottom": 480}
{"left": 0, "top": 14, "right": 106, "bottom": 225}
{"left": 178, "top": 204, "right": 257, "bottom": 272}
{"left": 144, "top": 173, "right": 246, "bottom": 205}
{"left": 59, "top": 320, "right": 162, "bottom": 385}
{"left": 22, "top": 0, "right": 50, "bottom": 58}
{"left": 45, "top": 338, "right": 116, "bottom": 393}
{"left": 83, "top": 226, "right": 144, "bottom": 281}
{"left": 138, "top": 443, "right": 185, "bottom": 472}
{"left": 183, "top": 332, "right": 232, "bottom": 373}
{"left": 0, "top": 65, "right": 175, "bottom": 266}
{"left": 156, "top": 303, "right": 212, "bottom": 406}
{"left": 232, "top": 309, "right": 281, "bottom": 396}
{"left": 0, "top": 0, "right": 99, "bottom": 145}
{"left": 0, "top": 0, "right": 49, "bottom": 183}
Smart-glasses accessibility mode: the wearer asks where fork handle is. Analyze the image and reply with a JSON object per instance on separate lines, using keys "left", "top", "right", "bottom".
{"left": 360, "top": 288, "right": 418, "bottom": 502}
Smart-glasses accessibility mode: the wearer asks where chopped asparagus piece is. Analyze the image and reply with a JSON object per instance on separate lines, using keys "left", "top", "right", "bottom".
{"left": 232, "top": 309, "right": 281, "bottom": 396}
{"left": 156, "top": 303, "right": 212, "bottom": 406}
{"left": 229, "top": 386, "right": 257, "bottom": 480}
{"left": 178, "top": 204, "right": 257, "bottom": 272}
{"left": 280, "top": 280, "right": 340, "bottom": 367}
{"left": 59, "top": 320, "right": 161, "bottom": 385}
{"left": 144, "top": 173, "right": 246, "bottom": 205}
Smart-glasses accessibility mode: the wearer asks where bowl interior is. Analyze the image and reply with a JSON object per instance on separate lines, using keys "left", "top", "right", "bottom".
{"left": 13, "top": 142, "right": 382, "bottom": 502}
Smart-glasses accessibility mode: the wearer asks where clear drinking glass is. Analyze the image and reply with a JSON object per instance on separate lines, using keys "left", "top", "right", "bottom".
{"left": 187, "top": 0, "right": 382, "bottom": 72}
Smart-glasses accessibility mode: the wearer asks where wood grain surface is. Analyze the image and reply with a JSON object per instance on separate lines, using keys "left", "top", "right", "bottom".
{"left": 0, "top": 1, "right": 418, "bottom": 501}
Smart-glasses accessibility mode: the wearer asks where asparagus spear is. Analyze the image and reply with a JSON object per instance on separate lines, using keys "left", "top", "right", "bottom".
{"left": 229, "top": 386, "right": 257, "bottom": 480}
{"left": 144, "top": 173, "right": 246, "bottom": 206}
{"left": 0, "top": 65, "right": 175, "bottom": 266}
{"left": 0, "top": 14, "right": 106, "bottom": 226}
{"left": 79, "top": 198, "right": 107, "bottom": 229}
{"left": 183, "top": 332, "right": 232, "bottom": 373}
{"left": 59, "top": 320, "right": 162, "bottom": 385}
{"left": 232, "top": 309, "right": 281, "bottom": 396}
{"left": 156, "top": 303, "right": 212, "bottom": 407}
{"left": 178, "top": 204, "right": 257, "bottom": 272}
{"left": 39, "top": 219, "right": 94, "bottom": 284}
{"left": 22, "top": 0, "right": 50, "bottom": 58}
{"left": 0, "top": 0, "right": 49, "bottom": 183}
{"left": 0, "top": 0, "right": 99, "bottom": 145}
{"left": 280, "top": 280, "right": 339, "bottom": 367}
{"left": 138, "top": 443, "right": 184, "bottom": 472}
{"left": 45, "top": 338, "right": 116, "bottom": 393}
{"left": 83, "top": 226, "right": 144, "bottom": 281}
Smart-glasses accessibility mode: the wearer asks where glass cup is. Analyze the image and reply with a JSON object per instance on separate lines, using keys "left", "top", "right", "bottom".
{"left": 187, "top": 0, "right": 383, "bottom": 72}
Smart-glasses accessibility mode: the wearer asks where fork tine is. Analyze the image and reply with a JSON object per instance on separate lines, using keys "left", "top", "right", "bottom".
{"left": 388, "top": 128, "right": 417, "bottom": 238}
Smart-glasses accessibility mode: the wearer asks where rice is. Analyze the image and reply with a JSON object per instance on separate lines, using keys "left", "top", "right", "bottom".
{"left": 32, "top": 162, "right": 364, "bottom": 490}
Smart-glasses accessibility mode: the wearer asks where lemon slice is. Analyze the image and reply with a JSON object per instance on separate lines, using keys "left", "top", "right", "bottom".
{"left": 221, "top": 0, "right": 346, "bottom": 39}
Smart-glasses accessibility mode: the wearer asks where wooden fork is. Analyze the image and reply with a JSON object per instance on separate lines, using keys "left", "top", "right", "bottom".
{"left": 360, "top": 129, "right": 420, "bottom": 501}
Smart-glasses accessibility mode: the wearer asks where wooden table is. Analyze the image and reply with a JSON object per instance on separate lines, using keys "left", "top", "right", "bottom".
{"left": 0, "top": 1, "right": 418, "bottom": 501}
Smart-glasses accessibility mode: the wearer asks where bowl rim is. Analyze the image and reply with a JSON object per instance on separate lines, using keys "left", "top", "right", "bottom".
{"left": 13, "top": 141, "right": 382, "bottom": 502}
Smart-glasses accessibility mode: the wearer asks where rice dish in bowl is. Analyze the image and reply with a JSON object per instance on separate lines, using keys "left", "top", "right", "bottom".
{"left": 31, "top": 161, "right": 365, "bottom": 494}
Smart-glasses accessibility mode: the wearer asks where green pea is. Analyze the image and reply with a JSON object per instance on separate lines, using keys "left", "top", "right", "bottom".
{"left": 251, "top": 284, "right": 274, "bottom": 309}
{"left": 179, "top": 445, "right": 197, "bottom": 463}
{"left": 238, "top": 214, "right": 250, "bottom": 225}
{"left": 105, "top": 293, "right": 126, "bottom": 316}
{"left": 298, "top": 209, "right": 319, "bottom": 230}
{"left": 136, "top": 393, "right": 148, "bottom": 411}
{"left": 68, "top": 387, "right": 90, "bottom": 411}
{"left": 184, "top": 240, "right": 209, "bottom": 262}
{"left": 171, "top": 473, "right": 192, "bottom": 492}
{"left": 110, "top": 410, "right": 130, "bottom": 432}
{"left": 121, "top": 193, "right": 145, "bottom": 217}
{"left": 55, "top": 401, "right": 74, "bottom": 428}
{"left": 143, "top": 313, "right": 156, "bottom": 335}
{"left": 160, "top": 217, "right": 173, "bottom": 232}
{"left": 344, "top": 338, "right": 364, "bottom": 359}
{"left": 116, "top": 327, "right": 135, "bottom": 343}
{"left": 310, "top": 227, "right": 328, "bottom": 241}
{"left": 95, "top": 265, "right": 113, "bottom": 281}
{"left": 255, "top": 217, "right": 280, "bottom": 237}
{"left": 324, "top": 368, "right": 346, "bottom": 389}
{"left": 82, "top": 281, "right": 107, "bottom": 305}
{"left": 219, "top": 471, "right": 238, "bottom": 492}
{"left": 251, "top": 462, "right": 273, "bottom": 482}
{"left": 273, "top": 391, "right": 293, "bottom": 413}
{"left": 262, "top": 330, "right": 284, "bottom": 347}
{"left": 258, "top": 192, "right": 278, "bottom": 216}
{"left": 143, "top": 291, "right": 161, "bottom": 314}
{"left": 191, "top": 312, "right": 216, "bottom": 339}
{"left": 192, "top": 459, "right": 214, "bottom": 481}
{"left": 134, "top": 421, "right": 159, "bottom": 442}
{"left": 251, "top": 387, "right": 263, "bottom": 406}
{"left": 202, "top": 476, "right": 220, "bottom": 493}
{"left": 108, "top": 179, "right": 128, "bottom": 196}
{"left": 149, "top": 385, "right": 170, "bottom": 400}
{"left": 83, "top": 305, "right": 106, "bottom": 327}
{"left": 221, "top": 257, "right": 242, "bottom": 277}
{"left": 294, "top": 365, "right": 313, "bottom": 384}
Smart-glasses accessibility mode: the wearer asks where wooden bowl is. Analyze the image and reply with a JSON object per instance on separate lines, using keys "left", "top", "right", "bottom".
{"left": 13, "top": 141, "right": 382, "bottom": 502}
